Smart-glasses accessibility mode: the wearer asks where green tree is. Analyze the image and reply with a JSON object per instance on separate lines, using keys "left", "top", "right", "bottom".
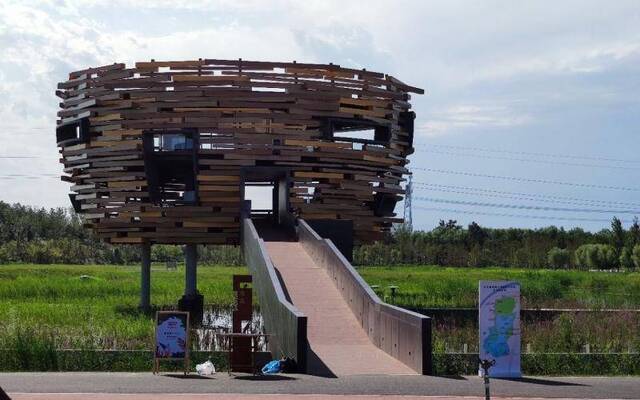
{"left": 0, "top": 241, "right": 18, "bottom": 263}
{"left": 467, "top": 221, "right": 488, "bottom": 248}
{"left": 152, "top": 245, "right": 183, "bottom": 262}
{"left": 629, "top": 217, "right": 640, "bottom": 248}
{"left": 575, "top": 244, "right": 617, "bottom": 270}
{"left": 598, "top": 244, "right": 618, "bottom": 270}
{"left": 611, "top": 216, "right": 625, "bottom": 255}
{"left": 632, "top": 244, "right": 640, "bottom": 270}
{"left": 467, "top": 244, "right": 494, "bottom": 268}
{"left": 619, "top": 247, "right": 634, "bottom": 271}
{"left": 547, "top": 247, "right": 571, "bottom": 269}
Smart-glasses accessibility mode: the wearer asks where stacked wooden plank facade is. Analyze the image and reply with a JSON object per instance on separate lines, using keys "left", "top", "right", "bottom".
{"left": 55, "top": 59, "right": 422, "bottom": 245}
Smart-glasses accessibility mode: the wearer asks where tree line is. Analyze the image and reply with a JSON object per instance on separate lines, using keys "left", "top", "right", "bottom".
{"left": 1, "top": 201, "right": 639, "bottom": 269}
{"left": 354, "top": 218, "right": 640, "bottom": 270}
{"left": 0, "top": 202, "right": 241, "bottom": 265}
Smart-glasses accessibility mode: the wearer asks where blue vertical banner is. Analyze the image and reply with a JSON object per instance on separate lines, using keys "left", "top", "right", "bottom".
{"left": 479, "top": 281, "right": 521, "bottom": 378}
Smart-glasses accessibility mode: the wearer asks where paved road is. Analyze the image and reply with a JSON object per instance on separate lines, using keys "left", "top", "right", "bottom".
{"left": 1, "top": 373, "right": 639, "bottom": 399}
{"left": 3, "top": 394, "right": 622, "bottom": 400}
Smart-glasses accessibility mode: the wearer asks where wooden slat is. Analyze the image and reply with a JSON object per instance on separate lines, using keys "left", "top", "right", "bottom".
{"left": 55, "top": 58, "right": 421, "bottom": 244}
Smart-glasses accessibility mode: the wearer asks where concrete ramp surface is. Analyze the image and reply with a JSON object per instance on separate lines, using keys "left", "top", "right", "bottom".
{"left": 265, "top": 241, "right": 416, "bottom": 376}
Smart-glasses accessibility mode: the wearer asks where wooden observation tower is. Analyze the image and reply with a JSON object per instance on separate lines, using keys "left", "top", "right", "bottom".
{"left": 55, "top": 58, "right": 423, "bottom": 321}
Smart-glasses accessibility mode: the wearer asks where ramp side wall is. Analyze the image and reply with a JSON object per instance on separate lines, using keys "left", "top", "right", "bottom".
{"left": 242, "top": 218, "right": 308, "bottom": 371}
{"left": 297, "top": 219, "right": 432, "bottom": 375}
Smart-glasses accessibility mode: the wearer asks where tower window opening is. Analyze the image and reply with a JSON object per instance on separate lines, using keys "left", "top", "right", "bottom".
{"left": 153, "top": 133, "right": 194, "bottom": 152}
{"left": 144, "top": 130, "right": 199, "bottom": 205}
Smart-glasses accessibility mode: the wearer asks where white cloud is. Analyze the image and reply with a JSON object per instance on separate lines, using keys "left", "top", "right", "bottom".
{"left": 0, "top": 0, "right": 638, "bottom": 210}
{"left": 418, "top": 105, "right": 531, "bottom": 137}
{"left": 96, "top": 25, "right": 308, "bottom": 67}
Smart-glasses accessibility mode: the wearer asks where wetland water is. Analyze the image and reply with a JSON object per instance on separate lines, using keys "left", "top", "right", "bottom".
{"left": 194, "top": 307, "right": 266, "bottom": 351}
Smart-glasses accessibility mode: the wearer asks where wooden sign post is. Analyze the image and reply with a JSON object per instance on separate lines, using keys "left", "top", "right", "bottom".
{"left": 231, "top": 275, "right": 253, "bottom": 372}
{"left": 153, "top": 311, "right": 190, "bottom": 374}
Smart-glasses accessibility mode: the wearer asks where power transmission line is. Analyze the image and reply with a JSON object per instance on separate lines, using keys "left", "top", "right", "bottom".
{"left": 0, "top": 174, "right": 59, "bottom": 176}
{"left": 414, "top": 206, "right": 631, "bottom": 224}
{"left": 413, "top": 196, "right": 640, "bottom": 215}
{"left": 413, "top": 182, "right": 640, "bottom": 208}
{"left": 0, "top": 126, "right": 50, "bottom": 129}
{"left": 414, "top": 186, "right": 637, "bottom": 208}
{"left": 0, "top": 129, "right": 50, "bottom": 136}
{"left": 414, "top": 143, "right": 640, "bottom": 164}
{"left": 0, "top": 174, "right": 59, "bottom": 179}
{"left": 412, "top": 167, "right": 640, "bottom": 192}
{"left": 419, "top": 149, "right": 640, "bottom": 170}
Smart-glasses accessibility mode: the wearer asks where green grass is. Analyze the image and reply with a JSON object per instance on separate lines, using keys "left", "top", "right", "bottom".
{"left": 357, "top": 265, "right": 640, "bottom": 309}
{"left": 358, "top": 265, "right": 640, "bottom": 354}
{"left": 2, "top": 263, "right": 640, "bottom": 355}
{"left": 0, "top": 264, "right": 247, "bottom": 350}
{"left": 430, "top": 312, "right": 640, "bottom": 354}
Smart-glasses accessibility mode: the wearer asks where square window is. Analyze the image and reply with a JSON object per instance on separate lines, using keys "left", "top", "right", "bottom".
{"left": 153, "top": 133, "right": 194, "bottom": 152}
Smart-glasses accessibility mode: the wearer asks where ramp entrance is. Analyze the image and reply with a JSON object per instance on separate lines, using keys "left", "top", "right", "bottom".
{"left": 243, "top": 182, "right": 274, "bottom": 220}
{"left": 265, "top": 240, "right": 417, "bottom": 376}
{"left": 241, "top": 167, "right": 295, "bottom": 240}
{"left": 242, "top": 218, "right": 432, "bottom": 376}
{"left": 239, "top": 173, "right": 432, "bottom": 375}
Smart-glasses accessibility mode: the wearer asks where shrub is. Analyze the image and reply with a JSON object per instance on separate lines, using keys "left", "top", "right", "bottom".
{"left": 0, "top": 241, "right": 18, "bottom": 264}
{"left": 633, "top": 244, "right": 640, "bottom": 270}
{"left": 598, "top": 245, "right": 620, "bottom": 270}
{"left": 432, "top": 353, "right": 640, "bottom": 376}
{"left": 619, "top": 247, "right": 634, "bottom": 271}
{"left": 199, "top": 245, "right": 243, "bottom": 266}
{"left": 574, "top": 246, "right": 588, "bottom": 269}
{"left": 467, "top": 245, "right": 495, "bottom": 268}
{"left": 151, "top": 245, "right": 183, "bottom": 263}
{"left": 575, "top": 244, "right": 617, "bottom": 270}
{"left": 0, "top": 349, "right": 232, "bottom": 372}
{"left": 547, "top": 247, "right": 571, "bottom": 269}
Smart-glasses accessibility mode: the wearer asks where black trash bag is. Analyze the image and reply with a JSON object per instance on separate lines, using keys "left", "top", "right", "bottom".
{"left": 280, "top": 357, "right": 297, "bottom": 373}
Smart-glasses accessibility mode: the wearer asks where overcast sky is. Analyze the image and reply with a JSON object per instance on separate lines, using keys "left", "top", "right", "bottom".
{"left": 0, "top": 0, "right": 638, "bottom": 232}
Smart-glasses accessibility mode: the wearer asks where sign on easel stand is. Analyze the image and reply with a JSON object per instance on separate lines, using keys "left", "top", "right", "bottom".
{"left": 154, "top": 311, "right": 190, "bottom": 374}
{"left": 479, "top": 281, "right": 521, "bottom": 378}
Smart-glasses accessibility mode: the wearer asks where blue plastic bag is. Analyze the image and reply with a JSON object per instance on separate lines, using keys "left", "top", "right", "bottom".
{"left": 261, "top": 360, "right": 281, "bottom": 374}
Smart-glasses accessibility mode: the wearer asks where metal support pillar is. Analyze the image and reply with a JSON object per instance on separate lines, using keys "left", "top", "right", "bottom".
{"left": 140, "top": 242, "right": 151, "bottom": 311}
{"left": 184, "top": 243, "right": 198, "bottom": 296}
